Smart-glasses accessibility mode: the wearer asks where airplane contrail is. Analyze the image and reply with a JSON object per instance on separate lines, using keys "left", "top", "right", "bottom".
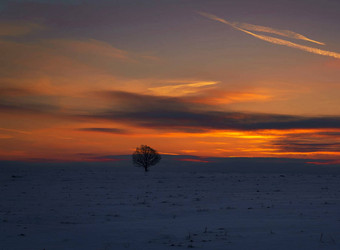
{"left": 236, "top": 28, "right": 340, "bottom": 59}
{"left": 234, "top": 22, "right": 325, "bottom": 45}
{"left": 198, "top": 12, "right": 340, "bottom": 59}
{"left": 197, "top": 12, "right": 324, "bottom": 45}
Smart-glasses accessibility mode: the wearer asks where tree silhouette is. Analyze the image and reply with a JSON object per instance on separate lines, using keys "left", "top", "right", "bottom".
{"left": 132, "top": 145, "right": 161, "bottom": 172}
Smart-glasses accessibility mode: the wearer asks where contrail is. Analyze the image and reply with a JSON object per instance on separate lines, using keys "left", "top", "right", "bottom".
{"left": 234, "top": 22, "right": 325, "bottom": 45}
{"left": 237, "top": 28, "right": 340, "bottom": 59}
{"left": 198, "top": 12, "right": 340, "bottom": 59}
{"left": 198, "top": 12, "right": 324, "bottom": 45}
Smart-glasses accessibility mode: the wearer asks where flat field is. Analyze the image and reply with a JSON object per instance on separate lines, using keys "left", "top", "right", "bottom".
{"left": 1, "top": 163, "right": 339, "bottom": 249}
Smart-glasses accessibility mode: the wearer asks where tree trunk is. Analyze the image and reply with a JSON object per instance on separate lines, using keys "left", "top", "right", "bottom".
{"left": 144, "top": 166, "right": 148, "bottom": 172}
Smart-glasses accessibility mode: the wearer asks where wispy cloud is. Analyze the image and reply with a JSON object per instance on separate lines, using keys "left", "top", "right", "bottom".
{"left": 47, "top": 39, "right": 132, "bottom": 61}
{"left": 148, "top": 81, "right": 219, "bottom": 96}
{"left": 0, "top": 21, "right": 43, "bottom": 37}
{"left": 0, "top": 127, "right": 31, "bottom": 135}
{"left": 198, "top": 12, "right": 340, "bottom": 59}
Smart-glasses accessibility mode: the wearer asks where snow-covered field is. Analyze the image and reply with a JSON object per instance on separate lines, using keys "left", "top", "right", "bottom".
{"left": 1, "top": 161, "right": 340, "bottom": 250}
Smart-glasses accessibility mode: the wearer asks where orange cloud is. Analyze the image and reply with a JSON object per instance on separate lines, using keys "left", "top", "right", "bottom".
{"left": 187, "top": 90, "right": 273, "bottom": 105}
{"left": 148, "top": 81, "right": 219, "bottom": 96}
{"left": 0, "top": 134, "right": 13, "bottom": 139}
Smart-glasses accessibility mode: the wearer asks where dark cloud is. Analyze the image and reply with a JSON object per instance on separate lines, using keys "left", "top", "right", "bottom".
{"left": 274, "top": 141, "right": 340, "bottom": 152}
{"left": 77, "top": 127, "right": 128, "bottom": 134}
{"left": 0, "top": 99, "right": 59, "bottom": 114}
{"left": 273, "top": 131, "right": 340, "bottom": 153}
{"left": 0, "top": 86, "right": 60, "bottom": 114}
{"left": 2, "top": 89, "right": 340, "bottom": 135}
{"left": 318, "top": 132, "right": 340, "bottom": 137}
{"left": 97, "top": 90, "right": 186, "bottom": 111}
{"left": 86, "top": 90, "right": 340, "bottom": 132}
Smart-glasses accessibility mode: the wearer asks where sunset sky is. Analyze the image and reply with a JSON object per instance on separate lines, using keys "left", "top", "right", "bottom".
{"left": 0, "top": 0, "right": 340, "bottom": 162}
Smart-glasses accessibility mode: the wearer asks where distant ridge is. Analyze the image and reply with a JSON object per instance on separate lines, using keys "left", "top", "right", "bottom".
{"left": 1, "top": 156, "right": 339, "bottom": 175}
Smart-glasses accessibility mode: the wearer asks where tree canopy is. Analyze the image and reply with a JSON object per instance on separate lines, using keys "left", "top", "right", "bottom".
{"left": 132, "top": 145, "right": 161, "bottom": 172}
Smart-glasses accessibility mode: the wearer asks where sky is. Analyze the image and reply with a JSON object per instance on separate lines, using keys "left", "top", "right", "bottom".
{"left": 0, "top": 0, "right": 340, "bottom": 163}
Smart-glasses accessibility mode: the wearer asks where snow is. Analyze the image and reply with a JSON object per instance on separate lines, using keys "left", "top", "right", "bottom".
{"left": 1, "top": 161, "right": 340, "bottom": 249}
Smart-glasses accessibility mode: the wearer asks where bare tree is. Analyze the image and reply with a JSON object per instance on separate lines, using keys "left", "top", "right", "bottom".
{"left": 132, "top": 145, "right": 161, "bottom": 172}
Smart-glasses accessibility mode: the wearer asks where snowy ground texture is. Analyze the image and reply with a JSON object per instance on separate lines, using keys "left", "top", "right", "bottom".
{"left": 1, "top": 161, "right": 340, "bottom": 250}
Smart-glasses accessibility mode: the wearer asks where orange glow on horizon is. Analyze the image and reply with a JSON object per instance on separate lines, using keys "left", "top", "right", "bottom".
{"left": 1, "top": 123, "right": 339, "bottom": 161}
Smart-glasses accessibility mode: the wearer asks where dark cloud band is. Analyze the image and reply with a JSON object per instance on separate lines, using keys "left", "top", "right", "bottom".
{"left": 86, "top": 91, "right": 340, "bottom": 132}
